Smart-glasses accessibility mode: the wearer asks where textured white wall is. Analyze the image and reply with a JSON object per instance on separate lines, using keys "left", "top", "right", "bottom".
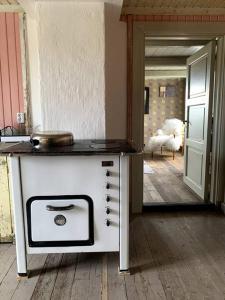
{"left": 21, "top": 0, "right": 127, "bottom": 139}
{"left": 26, "top": 15, "right": 42, "bottom": 128}
{"left": 38, "top": 2, "right": 105, "bottom": 139}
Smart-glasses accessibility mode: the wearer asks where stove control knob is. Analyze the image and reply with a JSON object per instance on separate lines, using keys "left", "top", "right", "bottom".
{"left": 106, "top": 170, "right": 110, "bottom": 177}
{"left": 106, "top": 207, "right": 110, "bottom": 214}
{"left": 106, "top": 183, "right": 110, "bottom": 189}
{"left": 106, "top": 219, "right": 110, "bottom": 227}
{"left": 106, "top": 195, "right": 110, "bottom": 202}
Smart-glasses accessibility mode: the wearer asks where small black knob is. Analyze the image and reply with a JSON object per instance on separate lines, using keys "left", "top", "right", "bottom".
{"left": 106, "top": 195, "right": 110, "bottom": 202}
{"left": 106, "top": 219, "right": 110, "bottom": 226}
{"left": 106, "top": 183, "right": 110, "bottom": 189}
{"left": 106, "top": 170, "right": 110, "bottom": 177}
{"left": 106, "top": 207, "right": 110, "bottom": 214}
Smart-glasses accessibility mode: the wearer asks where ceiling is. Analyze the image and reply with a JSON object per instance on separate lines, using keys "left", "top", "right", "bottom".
{"left": 145, "top": 45, "right": 203, "bottom": 57}
{"left": 145, "top": 40, "right": 206, "bottom": 78}
{"left": 121, "top": 0, "right": 225, "bottom": 16}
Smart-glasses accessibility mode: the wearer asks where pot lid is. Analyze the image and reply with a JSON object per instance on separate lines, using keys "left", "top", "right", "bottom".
{"left": 32, "top": 130, "right": 73, "bottom": 138}
{"left": 31, "top": 130, "right": 74, "bottom": 147}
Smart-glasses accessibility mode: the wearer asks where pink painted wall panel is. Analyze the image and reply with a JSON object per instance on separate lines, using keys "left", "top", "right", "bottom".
{"left": 0, "top": 13, "right": 24, "bottom": 130}
{"left": 0, "top": 13, "right": 12, "bottom": 129}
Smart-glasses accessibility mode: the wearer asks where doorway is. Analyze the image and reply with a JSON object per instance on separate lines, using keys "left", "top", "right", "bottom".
{"left": 143, "top": 39, "right": 210, "bottom": 206}
{"left": 129, "top": 22, "right": 225, "bottom": 213}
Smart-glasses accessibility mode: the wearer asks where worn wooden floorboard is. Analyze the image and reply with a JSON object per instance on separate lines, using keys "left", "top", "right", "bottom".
{"left": 31, "top": 253, "right": 63, "bottom": 300}
{"left": 11, "top": 254, "right": 47, "bottom": 300}
{"left": 1, "top": 212, "right": 225, "bottom": 299}
{"left": 144, "top": 152, "right": 202, "bottom": 204}
{"left": 0, "top": 245, "right": 16, "bottom": 284}
{"left": 70, "top": 253, "right": 102, "bottom": 300}
{"left": 144, "top": 213, "right": 223, "bottom": 299}
{"left": 132, "top": 217, "right": 167, "bottom": 300}
{"left": 107, "top": 253, "right": 127, "bottom": 300}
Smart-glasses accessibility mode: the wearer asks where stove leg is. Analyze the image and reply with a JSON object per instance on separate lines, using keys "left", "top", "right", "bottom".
{"left": 9, "top": 157, "right": 28, "bottom": 278}
{"left": 17, "top": 273, "right": 28, "bottom": 280}
{"left": 119, "top": 155, "right": 130, "bottom": 274}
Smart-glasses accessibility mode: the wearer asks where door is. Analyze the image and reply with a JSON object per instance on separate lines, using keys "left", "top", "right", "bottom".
{"left": 0, "top": 12, "right": 25, "bottom": 242}
{"left": 184, "top": 41, "right": 216, "bottom": 200}
{"left": 0, "top": 157, "right": 13, "bottom": 242}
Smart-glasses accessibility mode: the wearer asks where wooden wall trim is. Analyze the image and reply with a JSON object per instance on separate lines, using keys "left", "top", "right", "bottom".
{"left": 127, "top": 15, "right": 133, "bottom": 142}
{"left": 121, "top": 14, "right": 225, "bottom": 22}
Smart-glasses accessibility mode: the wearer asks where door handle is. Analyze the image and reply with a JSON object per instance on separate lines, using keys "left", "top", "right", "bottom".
{"left": 183, "top": 120, "right": 191, "bottom": 125}
{"left": 46, "top": 204, "right": 75, "bottom": 211}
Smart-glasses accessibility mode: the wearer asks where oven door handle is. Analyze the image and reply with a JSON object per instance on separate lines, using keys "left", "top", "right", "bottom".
{"left": 46, "top": 204, "right": 75, "bottom": 211}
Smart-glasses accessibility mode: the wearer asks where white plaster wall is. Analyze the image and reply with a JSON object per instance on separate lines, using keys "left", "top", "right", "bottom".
{"left": 38, "top": 1, "right": 105, "bottom": 138}
{"left": 21, "top": 0, "right": 127, "bottom": 139}
{"left": 25, "top": 15, "right": 42, "bottom": 128}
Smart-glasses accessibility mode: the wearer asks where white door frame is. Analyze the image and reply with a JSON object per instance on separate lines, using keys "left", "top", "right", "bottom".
{"left": 131, "top": 22, "right": 225, "bottom": 212}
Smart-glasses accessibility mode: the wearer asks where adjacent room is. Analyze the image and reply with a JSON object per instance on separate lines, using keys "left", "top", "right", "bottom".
{"left": 143, "top": 38, "right": 208, "bottom": 206}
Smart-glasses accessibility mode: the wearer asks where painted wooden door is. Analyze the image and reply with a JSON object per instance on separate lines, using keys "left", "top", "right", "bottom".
{"left": 0, "top": 12, "right": 24, "bottom": 129}
{"left": 184, "top": 41, "right": 216, "bottom": 200}
{"left": 0, "top": 157, "right": 13, "bottom": 242}
{"left": 0, "top": 13, "right": 24, "bottom": 242}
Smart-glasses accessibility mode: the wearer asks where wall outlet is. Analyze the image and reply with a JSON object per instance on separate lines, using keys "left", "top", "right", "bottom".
{"left": 17, "top": 112, "right": 25, "bottom": 124}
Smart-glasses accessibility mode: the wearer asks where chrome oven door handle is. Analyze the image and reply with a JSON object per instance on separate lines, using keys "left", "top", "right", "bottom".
{"left": 46, "top": 204, "right": 75, "bottom": 211}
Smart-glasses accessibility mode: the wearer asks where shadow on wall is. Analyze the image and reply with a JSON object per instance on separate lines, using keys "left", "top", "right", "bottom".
{"left": 104, "top": 3, "right": 127, "bottom": 139}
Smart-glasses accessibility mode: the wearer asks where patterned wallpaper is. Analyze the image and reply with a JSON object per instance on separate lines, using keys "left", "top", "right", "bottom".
{"left": 144, "top": 78, "right": 185, "bottom": 145}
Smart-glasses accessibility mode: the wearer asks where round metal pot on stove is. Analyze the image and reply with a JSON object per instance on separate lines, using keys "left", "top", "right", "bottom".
{"left": 30, "top": 131, "right": 74, "bottom": 149}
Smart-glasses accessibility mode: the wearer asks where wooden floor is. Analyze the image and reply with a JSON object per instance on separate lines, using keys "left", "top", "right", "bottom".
{"left": 1, "top": 211, "right": 225, "bottom": 299}
{"left": 144, "top": 151, "right": 202, "bottom": 204}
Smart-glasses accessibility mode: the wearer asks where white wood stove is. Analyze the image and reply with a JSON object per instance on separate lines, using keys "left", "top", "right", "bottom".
{"left": 1, "top": 139, "right": 135, "bottom": 278}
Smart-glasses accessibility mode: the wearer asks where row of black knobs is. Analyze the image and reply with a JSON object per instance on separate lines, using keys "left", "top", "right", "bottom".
{"left": 106, "top": 170, "right": 111, "bottom": 226}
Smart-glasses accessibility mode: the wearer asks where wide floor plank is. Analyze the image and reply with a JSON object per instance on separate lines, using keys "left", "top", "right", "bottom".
{"left": 144, "top": 152, "right": 202, "bottom": 204}
{"left": 0, "top": 211, "right": 225, "bottom": 299}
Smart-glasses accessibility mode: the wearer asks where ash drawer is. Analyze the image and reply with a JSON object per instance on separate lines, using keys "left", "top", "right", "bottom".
{"left": 27, "top": 195, "right": 94, "bottom": 247}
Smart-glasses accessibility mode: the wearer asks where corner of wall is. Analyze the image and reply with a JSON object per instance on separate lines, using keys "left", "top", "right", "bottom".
{"left": 24, "top": 6, "right": 42, "bottom": 130}
{"left": 104, "top": 0, "right": 127, "bottom": 139}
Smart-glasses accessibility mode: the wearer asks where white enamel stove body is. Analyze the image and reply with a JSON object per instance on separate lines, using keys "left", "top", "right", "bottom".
{"left": 9, "top": 155, "right": 129, "bottom": 277}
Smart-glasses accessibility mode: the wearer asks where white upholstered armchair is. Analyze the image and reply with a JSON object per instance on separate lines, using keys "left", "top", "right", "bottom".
{"left": 145, "top": 118, "right": 184, "bottom": 159}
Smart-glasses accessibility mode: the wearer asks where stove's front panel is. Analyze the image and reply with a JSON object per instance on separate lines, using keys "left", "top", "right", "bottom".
{"left": 20, "top": 155, "right": 120, "bottom": 253}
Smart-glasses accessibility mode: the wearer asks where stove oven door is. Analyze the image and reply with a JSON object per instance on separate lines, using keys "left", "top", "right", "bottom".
{"left": 26, "top": 195, "right": 94, "bottom": 247}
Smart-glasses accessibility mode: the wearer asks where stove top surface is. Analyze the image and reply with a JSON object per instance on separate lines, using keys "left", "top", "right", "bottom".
{"left": 0, "top": 139, "right": 137, "bottom": 156}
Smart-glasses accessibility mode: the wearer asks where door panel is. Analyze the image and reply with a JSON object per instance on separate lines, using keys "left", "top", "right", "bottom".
{"left": 188, "top": 105, "right": 205, "bottom": 140}
{"left": 0, "top": 13, "right": 25, "bottom": 243}
{"left": 189, "top": 56, "right": 207, "bottom": 96}
{"left": 184, "top": 41, "right": 216, "bottom": 200}
{"left": 0, "top": 13, "right": 24, "bottom": 129}
{"left": 186, "top": 148, "right": 203, "bottom": 186}
{"left": 0, "top": 157, "right": 13, "bottom": 242}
